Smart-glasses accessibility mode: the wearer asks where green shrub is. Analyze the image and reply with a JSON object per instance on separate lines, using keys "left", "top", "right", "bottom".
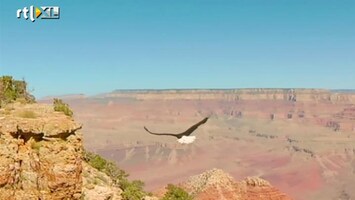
{"left": 53, "top": 98, "right": 73, "bottom": 117}
{"left": 161, "top": 184, "right": 193, "bottom": 200}
{"left": 83, "top": 150, "right": 106, "bottom": 170}
{"left": 121, "top": 180, "right": 146, "bottom": 200}
{"left": 83, "top": 150, "right": 148, "bottom": 200}
{"left": 0, "top": 76, "right": 35, "bottom": 107}
{"left": 83, "top": 150, "right": 128, "bottom": 184}
{"left": 2, "top": 76, "right": 17, "bottom": 102}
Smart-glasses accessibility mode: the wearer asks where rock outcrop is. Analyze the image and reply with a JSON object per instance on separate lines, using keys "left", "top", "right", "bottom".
{"left": 82, "top": 162, "right": 123, "bottom": 200}
{"left": 0, "top": 103, "right": 82, "bottom": 200}
{"left": 179, "top": 168, "right": 292, "bottom": 200}
{"left": 182, "top": 168, "right": 240, "bottom": 200}
{"left": 239, "top": 177, "right": 291, "bottom": 200}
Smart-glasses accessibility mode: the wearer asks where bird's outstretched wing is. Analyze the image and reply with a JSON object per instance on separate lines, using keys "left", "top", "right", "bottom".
{"left": 144, "top": 117, "right": 209, "bottom": 138}
{"left": 181, "top": 117, "right": 209, "bottom": 136}
{"left": 143, "top": 126, "right": 180, "bottom": 138}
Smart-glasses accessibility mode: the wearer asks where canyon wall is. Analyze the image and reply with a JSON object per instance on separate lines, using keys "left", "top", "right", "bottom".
{"left": 109, "top": 89, "right": 355, "bottom": 103}
{"left": 0, "top": 103, "right": 83, "bottom": 200}
{"left": 105, "top": 89, "right": 355, "bottom": 132}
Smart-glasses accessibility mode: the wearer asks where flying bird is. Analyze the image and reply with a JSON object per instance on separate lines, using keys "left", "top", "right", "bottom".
{"left": 144, "top": 117, "right": 209, "bottom": 144}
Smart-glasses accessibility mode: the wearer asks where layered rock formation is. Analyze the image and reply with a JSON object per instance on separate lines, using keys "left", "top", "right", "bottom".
{"left": 182, "top": 168, "right": 240, "bottom": 200}
{"left": 109, "top": 89, "right": 355, "bottom": 103}
{"left": 0, "top": 102, "right": 153, "bottom": 200}
{"left": 157, "top": 168, "right": 292, "bottom": 200}
{"left": 240, "top": 177, "right": 292, "bottom": 200}
{"left": 0, "top": 103, "right": 82, "bottom": 199}
{"left": 101, "top": 89, "right": 355, "bottom": 132}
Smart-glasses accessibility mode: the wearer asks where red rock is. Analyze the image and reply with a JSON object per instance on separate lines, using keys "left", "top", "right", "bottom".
{"left": 160, "top": 169, "right": 293, "bottom": 200}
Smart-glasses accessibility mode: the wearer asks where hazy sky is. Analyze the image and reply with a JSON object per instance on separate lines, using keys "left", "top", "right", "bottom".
{"left": 0, "top": 0, "right": 354, "bottom": 98}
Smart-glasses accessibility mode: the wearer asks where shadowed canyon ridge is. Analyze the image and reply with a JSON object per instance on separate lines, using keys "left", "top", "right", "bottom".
{"left": 47, "top": 88, "right": 355, "bottom": 200}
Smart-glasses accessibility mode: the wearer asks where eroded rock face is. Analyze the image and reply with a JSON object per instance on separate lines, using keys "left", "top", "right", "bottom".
{"left": 108, "top": 89, "right": 355, "bottom": 103}
{"left": 182, "top": 168, "right": 241, "bottom": 200}
{"left": 239, "top": 177, "right": 291, "bottom": 200}
{"left": 0, "top": 103, "right": 82, "bottom": 200}
{"left": 82, "top": 162, "right": 123, "bottom": 200}
{"left": 179, "top": 169, "right": 292, "bottom": 200}
{"left": 70, "top": 89, "right": 355, "bottom": 132}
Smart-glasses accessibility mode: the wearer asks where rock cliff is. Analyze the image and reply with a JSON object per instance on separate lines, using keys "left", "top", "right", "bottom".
{"left": 82, "top": 162, "right": 123, "bottom": 200}
{"left": 180, "top": 169, "right": 292, "bottom": 200}
{"left": 103, "top": 89, "right": 355, "bottom": 132}
{"left": 0, "top": 103, "right": 82, "bottom": 199}
{"left": 0, "top": 102, "right": 154, "bottom": 200}
{"left": 109, "top": 89, "right": 355, "bottom": 103}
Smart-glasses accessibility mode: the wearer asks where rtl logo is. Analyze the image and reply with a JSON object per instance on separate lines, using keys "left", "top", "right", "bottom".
{"left": 17, "top": 6, "right": 60, "bottom": 22}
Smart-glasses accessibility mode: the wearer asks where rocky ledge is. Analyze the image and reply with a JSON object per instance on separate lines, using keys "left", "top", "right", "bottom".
{"left": 0, "top": 103, "right": 82, "bottom": 200}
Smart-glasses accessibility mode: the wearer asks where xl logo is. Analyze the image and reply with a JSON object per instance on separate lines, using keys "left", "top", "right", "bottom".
{"left": 17, "top": 6, "right": 60, "bottom": 22}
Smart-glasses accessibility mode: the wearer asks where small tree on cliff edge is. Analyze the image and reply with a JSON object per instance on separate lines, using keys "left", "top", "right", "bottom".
{"left": 161, "top": 184, "right": 193, "bottom": 200}
{"left": 83, "top": 150, "right": 147, "bottom": 200}
{"left": 0, "top": 76, "right": 35, "bottom": 107}
{"left": 53, "top": 98, "right": 73, "bottom": 117}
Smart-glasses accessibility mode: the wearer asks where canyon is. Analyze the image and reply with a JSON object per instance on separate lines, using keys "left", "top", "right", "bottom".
{"left": 51, "top": 88, "right": 355, "bottom": 200}
{"left": 1, "top": 77, "right": 296, "bottom": 200}
{"left": 0, "top": 101, "right": 291, "bottom": 200}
